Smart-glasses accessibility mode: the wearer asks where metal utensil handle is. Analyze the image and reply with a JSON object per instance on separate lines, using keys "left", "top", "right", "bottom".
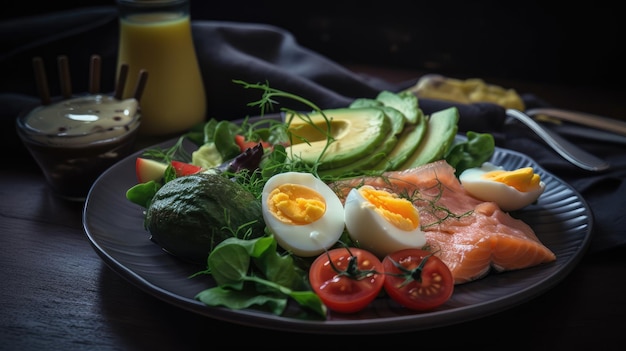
{"left": 526, "top": 107, "right": 626, "bottom": 136}
{"left": 506, "top": 109, "right": 610, "bottom": 172}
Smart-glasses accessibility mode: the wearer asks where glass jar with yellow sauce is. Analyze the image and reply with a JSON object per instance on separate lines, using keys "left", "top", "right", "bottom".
{"left": 116, "top": 0, "right": 207, "bottom": 136}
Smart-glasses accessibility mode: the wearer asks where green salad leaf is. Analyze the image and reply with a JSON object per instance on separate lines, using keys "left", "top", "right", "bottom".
{"left": 445, "top": 131, "right": 495, "bottom": 176}
{"left": 193, "top": 236, "right": 327, "bottom": 318}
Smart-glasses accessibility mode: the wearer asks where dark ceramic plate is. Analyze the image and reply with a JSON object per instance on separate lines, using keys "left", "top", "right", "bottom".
{"left": 83, "top": 120, "right": 592, "bottom": 334}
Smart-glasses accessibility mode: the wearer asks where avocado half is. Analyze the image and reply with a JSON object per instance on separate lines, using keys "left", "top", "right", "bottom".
{"left": 284, "top": 107, "right": 391, "bottom": 170}
{"left": 145, "top": 173, "right": 265, "bottom": 264}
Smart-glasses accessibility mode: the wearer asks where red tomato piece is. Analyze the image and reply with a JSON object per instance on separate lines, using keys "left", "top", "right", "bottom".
{"left": 234, "top": 134, "right": 270, "bottom": 152}
{"left": 309, "top": 247, "right": 385, "bottom": 314}
{"left": 170, "top": 160, "right": 204, "bottom": 177}
{"left": 382, "top": 249, "right": 454, "bottom": 311}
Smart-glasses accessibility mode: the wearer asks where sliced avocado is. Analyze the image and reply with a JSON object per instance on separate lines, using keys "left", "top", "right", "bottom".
{"left": 376, "top": 90, "right": 420, "bottom": 124}
{"left": 349, "top": 97, "right": 383, "bottom": 109}
{"left": 350, "top": 98, "right": 405, "bottom": 135}
{"left": 285, "top": 107, "right": 390, "bottom": 170}
{"left": 380, "top": 106, "right": 406, "bottom": 135}
{"left": 399, "top": 107, "right": 459, "bottom": 169}
{"left": 371, "top": 112, "right": 427, "bottom": 171}
{"left": 319, "top": 132, "right": 399, "bottom": 178}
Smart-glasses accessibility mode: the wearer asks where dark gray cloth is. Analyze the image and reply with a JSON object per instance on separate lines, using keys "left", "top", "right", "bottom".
{"left": 2, "top": 6, "right": 624, "bottom": 254}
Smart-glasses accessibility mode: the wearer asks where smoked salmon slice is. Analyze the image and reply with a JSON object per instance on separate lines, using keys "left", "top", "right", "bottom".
{"left": 329, "top": 160, "right": 556, "bottom": 284}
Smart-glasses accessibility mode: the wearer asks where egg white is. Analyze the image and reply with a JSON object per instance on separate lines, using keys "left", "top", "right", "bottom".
{"left": 459, "top": 162, "right": 546, "bottom": 211}
{"left": 261, "top": 172, "right": 345, "bottom": 257}
{"left": 344, "top": 186, "right": 426, "bottom": 258}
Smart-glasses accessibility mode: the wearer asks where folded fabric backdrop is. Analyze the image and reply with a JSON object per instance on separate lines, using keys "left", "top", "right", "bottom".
{"left": 1, "top": 7, "right": 624, "bottom": 253}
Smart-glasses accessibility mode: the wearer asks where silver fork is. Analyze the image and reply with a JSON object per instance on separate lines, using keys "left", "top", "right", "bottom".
{"left": 505, "top": 109, "right": 610, "bottom": 172}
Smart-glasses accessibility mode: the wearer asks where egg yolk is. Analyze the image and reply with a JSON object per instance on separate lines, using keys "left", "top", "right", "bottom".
{"left": 267, "top": 184, "right": 326, "bottom": 225}
{"left": 358, "top": 186, "right": 420, "bottom": 231}
{"left": 482, "top": 167, "right": 541, "bottom": 192}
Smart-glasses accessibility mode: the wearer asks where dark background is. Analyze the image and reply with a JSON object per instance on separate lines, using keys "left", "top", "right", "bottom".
{"left": 2, "top": 0, "right": 624, "bottom": 91}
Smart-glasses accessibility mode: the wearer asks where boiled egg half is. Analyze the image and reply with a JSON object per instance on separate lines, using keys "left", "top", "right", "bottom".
{"left": 344, "top": 185, "right": 426, "bottom": 258}
{"left": 261, "top": 172, "right": 345, "bottom": 257}
{"left": 459, "top": 162, "right": 545, "bottom": 211}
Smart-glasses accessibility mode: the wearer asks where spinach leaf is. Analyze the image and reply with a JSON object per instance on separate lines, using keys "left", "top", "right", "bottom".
{"left": 445, "top": 131, "right": 495, "bottom": 176}
{"left": 125, "top": 180, "right": 161, "bottom": 209}
{"left": 213, "top": 120, "right": 242, "bottom": 161}
{"left": 195, "top": 236, "right": 327, "bottom": 318}
{"left": 196, "top": 286, "right": 287, "bottom": 315}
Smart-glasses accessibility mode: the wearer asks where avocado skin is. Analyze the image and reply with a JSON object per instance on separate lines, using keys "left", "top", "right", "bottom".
{"left": 145, "top": 173, "right": 265, "bottom": 265}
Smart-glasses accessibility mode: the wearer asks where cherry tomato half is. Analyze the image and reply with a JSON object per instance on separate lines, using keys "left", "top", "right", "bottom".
{"left": 383, "top": 248, "right": 454, "bottom": 311}
{"left": 234, "top": 134, "right": 271, "bottom": 152}
{"left": 309, "top": 247, "right": 385, "bottom": 314}
{"left": 170, "top": 160, "right": 204, "bottom": 177}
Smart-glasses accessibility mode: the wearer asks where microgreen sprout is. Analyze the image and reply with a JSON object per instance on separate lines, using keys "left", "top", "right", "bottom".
{"left": 233, "top": 80, "right": 337, "bottom": 177}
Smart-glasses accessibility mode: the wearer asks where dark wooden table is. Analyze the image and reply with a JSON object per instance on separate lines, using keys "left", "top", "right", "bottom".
{"left": 2, "top": 66, "right": 626, "bottom": 350}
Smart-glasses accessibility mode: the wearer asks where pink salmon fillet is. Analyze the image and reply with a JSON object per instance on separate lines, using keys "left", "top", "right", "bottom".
{"left": 329, "top": 160, "right": 556, "bottom": 284}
